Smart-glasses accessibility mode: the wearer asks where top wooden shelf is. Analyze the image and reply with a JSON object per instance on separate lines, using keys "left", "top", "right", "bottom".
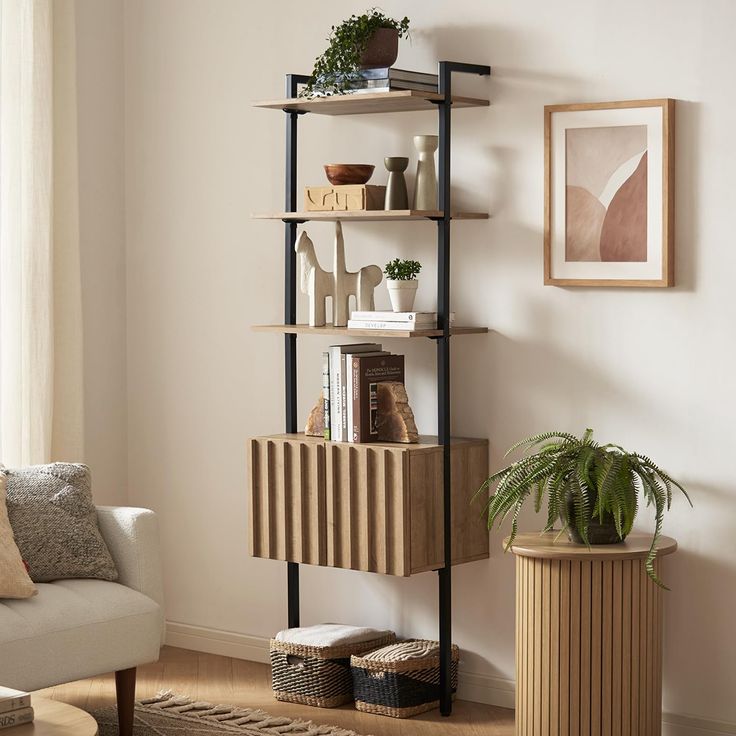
{"left": 252, "top": 90, "right": 490, "bottom": 116}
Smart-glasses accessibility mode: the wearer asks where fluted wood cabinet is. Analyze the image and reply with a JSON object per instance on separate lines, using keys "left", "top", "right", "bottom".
{"left": 508, "top": 532, "right": 677, "bottom": 736}
{"left": 249, "top": 433, "right": 489, "bottom": 577}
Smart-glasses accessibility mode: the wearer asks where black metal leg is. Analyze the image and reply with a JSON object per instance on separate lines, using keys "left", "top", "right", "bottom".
{"left": 437, "top": 60, "right": 453, "bottom": 717}
{"left": 436, "top": 60, "right": 491, "bottom": 717}
{"left": 284, "top": 74, "right": 309, "bottom": 630}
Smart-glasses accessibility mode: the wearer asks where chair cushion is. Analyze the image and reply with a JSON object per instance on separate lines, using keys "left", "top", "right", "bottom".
{"left": 0, "top": 579, "right": 161, "bottom": 692}
{"left": 5, "top": 463, "right": 118, "bottom": 583}
{"left": 0, "top": 473, "right": 36, "bottom": 599}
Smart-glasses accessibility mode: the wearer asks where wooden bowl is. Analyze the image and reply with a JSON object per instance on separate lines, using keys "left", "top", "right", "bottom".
{"left": 324, "top": 164, "right": 375, "bottom": 186}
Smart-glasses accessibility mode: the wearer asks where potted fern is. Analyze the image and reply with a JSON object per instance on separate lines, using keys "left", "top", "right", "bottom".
{"left": 302, "top": 9, "right": 411, "bottom": 97}
{"left": 384, "top": 258, "right": 421, "bottom": 312}
{"left": 480, "top": 429, "right": 690, "bottom": 584}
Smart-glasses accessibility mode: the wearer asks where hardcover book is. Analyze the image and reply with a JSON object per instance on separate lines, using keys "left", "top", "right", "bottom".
{"left": 0, "top": 706, "right": 33, "bottom": 730}
{"left": 321, "top": 351, "right": 330, "bottom": 440}
{"left": 350, "top": 311, "right": 447, "bottom": 323}
{"left": 348, "top": 319, "right": 442, "bottom": 331}
{"left": 328, "top": 343, "right": 381, "bottom": 441}
{"left": 350, "top": 354, "right": 405, "bottom": 442}
{"left": 345, "top": 351, "right": 389, "bottom": 437}
{"left": 0, "top": 688, "right": 30, "bottom": 715}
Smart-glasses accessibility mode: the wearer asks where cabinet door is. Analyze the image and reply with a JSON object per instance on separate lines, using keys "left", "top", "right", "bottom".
{"left": 325, "top": 443, "right": 410, "bottom": 576}
{"left": 249, "top": 437, "right": 326, "bottom": 565}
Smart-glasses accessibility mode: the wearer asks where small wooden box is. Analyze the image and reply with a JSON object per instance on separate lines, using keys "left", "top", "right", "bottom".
{"left": 304, "top": 185, "right": 386, "bottom": 212}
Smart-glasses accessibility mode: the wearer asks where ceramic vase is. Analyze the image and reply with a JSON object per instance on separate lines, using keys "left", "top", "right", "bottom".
{"left": 412, "top": 135, "right": 439, "bottom": 210}
{"left": 384, "top": 157, "right": 409, "bottom": 210}
{"left": 386, "top": 279, "right": 418, "bottom": 312}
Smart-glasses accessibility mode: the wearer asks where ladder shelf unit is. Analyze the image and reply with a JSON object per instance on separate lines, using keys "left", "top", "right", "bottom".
{"left": 251, "top": 61, "right": 491, "bottom": 717}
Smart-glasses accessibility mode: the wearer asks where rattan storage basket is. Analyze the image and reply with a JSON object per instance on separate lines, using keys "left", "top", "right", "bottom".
{"left": 351, "top": 639, "right": 460, "bottom": 718}
{"left": 270, "top": 632, "right": 397, "bottom": 708}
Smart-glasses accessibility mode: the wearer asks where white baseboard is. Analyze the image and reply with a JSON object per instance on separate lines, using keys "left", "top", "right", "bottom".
{"left": 166, "top": 621, "right": 270, "bottom": 665}
{"left": 165, "top": 621, "right": 735, "bottom": 735}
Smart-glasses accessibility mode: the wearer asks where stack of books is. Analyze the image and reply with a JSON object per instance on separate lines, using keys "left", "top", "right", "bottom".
{"left": 347, "top": 311, "right": 455, "bottom": 332}
{"left": 0, "top": 688, "right": 33, "bottom": 730}
{"left": 323, "top": 343, "right": 405, "bottom": 443}
{"left": 344, "top": 68, "right": 438, "bottom": 94}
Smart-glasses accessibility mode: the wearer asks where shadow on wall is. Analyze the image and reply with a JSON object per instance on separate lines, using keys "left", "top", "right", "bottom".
{"left": 662, "top": 540, "right": 736, "bottom": 717}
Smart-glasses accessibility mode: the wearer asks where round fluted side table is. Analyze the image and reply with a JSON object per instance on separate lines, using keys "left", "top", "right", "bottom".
{"left": 507, "top": 532, "right": 677, "bottom": 736}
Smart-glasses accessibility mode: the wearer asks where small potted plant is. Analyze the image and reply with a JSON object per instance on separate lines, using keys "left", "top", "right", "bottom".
{"left": 479, "top": 429, "right": 691, "bottom": 585}
{"left": 302, "top": 9, "right": 411, "bottom": 97}
{"left": 384, "top": 258, "right": 421, "bottom": 312}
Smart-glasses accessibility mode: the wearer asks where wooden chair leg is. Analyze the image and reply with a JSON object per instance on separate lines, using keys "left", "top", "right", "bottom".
{"left": 115, "top": 667, "right": 136, "bottom": 736}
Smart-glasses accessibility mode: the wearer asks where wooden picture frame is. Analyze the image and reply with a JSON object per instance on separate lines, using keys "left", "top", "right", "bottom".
{"left": 544, "top": 99, "right": 675, "bottom": 287}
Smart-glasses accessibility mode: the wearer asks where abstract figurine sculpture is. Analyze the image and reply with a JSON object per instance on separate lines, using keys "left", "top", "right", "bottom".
{"left": 296, "top": 222, "right": 383, "bottom": 327}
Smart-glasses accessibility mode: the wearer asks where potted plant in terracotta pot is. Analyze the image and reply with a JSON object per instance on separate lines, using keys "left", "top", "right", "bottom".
{"left": 384, "top": 258, "right": 421, "bottom": 312}
{"left": 478, "top": 429, "right": 691, "bottom": 585}
{"left": 302, "top": 9, "right": 410, "bottom": 97}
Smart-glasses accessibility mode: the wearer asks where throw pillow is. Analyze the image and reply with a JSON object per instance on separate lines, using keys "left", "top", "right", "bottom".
{"left": 0, "top": 472, "right": 37, "bottom": 598}
{"left": 5, "top": 463, "right": 118, "bottom": 583}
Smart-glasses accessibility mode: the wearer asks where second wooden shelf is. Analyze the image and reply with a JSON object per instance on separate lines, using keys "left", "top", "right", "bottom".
{"left": 252, "top": 324, "right": 488, "bottom": 339}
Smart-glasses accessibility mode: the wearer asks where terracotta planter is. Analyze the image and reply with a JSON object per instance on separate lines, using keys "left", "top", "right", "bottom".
{"left": 386, "top": 279, "right": 418, "bottom": 312}
{"left": 359, "top": 28, "right": 399, "bottom": 69}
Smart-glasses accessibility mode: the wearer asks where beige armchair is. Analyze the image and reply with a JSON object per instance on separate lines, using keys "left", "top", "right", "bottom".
{"left": 0, "top": 506, "right": 164, "bottom": 736}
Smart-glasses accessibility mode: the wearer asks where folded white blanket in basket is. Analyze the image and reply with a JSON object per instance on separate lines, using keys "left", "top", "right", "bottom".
{"left": 274, "top": 623, "right": 390, "bottom": 648}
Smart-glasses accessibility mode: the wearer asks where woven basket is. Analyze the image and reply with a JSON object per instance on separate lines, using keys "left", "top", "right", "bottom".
{"left": 270, "top": 633, "right": 397, "bottom": 708}
{"left": 351, "top": 639, "right": 460, "bottom": 718}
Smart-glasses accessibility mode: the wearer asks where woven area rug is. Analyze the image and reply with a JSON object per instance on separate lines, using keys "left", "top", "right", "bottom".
{"left": 90, "top": 692, "right": 369, "bottom": 736}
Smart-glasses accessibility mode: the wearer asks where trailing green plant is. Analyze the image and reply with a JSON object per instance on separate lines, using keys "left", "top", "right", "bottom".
{"left": 384, "top": 258, "right": 421, "bottom": 280}
{"left": 302, "top": 9, "right": 410, "bottom": 97}
{"left": 477, "top": 429, "right": 691, "bottom": 586}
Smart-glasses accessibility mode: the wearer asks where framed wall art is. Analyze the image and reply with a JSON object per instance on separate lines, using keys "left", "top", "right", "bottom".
{"left": 544, "top": 99, "right": 674, "bottom": 287}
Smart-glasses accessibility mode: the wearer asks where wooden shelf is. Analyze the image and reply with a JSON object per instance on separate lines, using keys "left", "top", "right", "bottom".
{"left": 252, "top": 324, "right": 489, "bottom": 338}
{"left": 253, "top": 90, "right": 489, "bottom": 116}
{"left": 252, "top": 210, "right": 488, "bottom": 222}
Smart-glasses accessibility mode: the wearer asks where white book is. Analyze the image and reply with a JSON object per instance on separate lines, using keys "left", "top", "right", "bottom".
{"left": 0, "top": 706, "right": 33, "bottom": 730}
{"left": 329, "top": 344, "right": 381, "bottom": 442}
{"left": 348, "top": 319, "right": 450, "bottom": 331}
{"left": 0, "top": 688, "right": 30, "bottom": 715}
{"left": 350, "top": 311, "right": 455, "bottom": 323}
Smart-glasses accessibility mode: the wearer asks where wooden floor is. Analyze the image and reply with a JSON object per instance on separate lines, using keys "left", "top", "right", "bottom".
{"left": 38, "top": 646, "right": 515, "bottom": 735}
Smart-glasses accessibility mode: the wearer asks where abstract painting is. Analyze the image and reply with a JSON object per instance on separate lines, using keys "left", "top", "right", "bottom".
{"left": 544, "top": 100, "right": 674, "bottom": 287}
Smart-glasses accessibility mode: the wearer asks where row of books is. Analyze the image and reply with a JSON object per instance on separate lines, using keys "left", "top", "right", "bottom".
{"left": 0, "top": 688, "right": 33, "bottom": 730}
{"left": 323, "top": 343, "right": 404, "bottom": 443}
{"left": 347, "top": 311, "right": 455, "bottom": 332}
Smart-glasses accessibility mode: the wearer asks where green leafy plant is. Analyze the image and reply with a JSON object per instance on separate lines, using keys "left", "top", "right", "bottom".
{"left": 478, "top": 429, "right": 691, "bottom": 586}
{"left": 302, "top": 9, "right": 410, "bottom": 97}
{"left": 384, "top": 258, "right": 421, "bottom": 280}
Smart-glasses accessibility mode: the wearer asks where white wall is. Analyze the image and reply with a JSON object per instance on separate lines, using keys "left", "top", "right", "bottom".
{"left": 119, "top": 0, "right": 736, "bottom": 729}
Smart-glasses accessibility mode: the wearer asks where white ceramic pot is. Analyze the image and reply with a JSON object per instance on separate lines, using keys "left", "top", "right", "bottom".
{"left": 387, "top": 279, "right": 418, "bottom": 312}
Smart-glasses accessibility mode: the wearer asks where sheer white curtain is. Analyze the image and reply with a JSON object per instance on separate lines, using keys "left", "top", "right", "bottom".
{"left": 0, "top": 0, "right": 83, "bottom": 467}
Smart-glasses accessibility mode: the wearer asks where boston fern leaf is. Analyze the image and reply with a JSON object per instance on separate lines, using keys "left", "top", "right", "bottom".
{"left": 477, "top": 429, "right": 690, "bottom": 586}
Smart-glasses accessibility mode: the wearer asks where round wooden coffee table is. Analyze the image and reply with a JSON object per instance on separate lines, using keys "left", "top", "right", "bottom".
{"left": 13, "top": 698, "right": 98, "bottom": 735}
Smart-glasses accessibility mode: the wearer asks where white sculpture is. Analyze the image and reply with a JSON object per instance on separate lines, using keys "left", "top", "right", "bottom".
{"left": 295, "top": 222, "right": 383, "bottom": 327}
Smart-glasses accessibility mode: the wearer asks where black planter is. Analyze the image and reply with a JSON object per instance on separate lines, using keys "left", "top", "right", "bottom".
{"left": 565, "top": 492, "right": 624, "bottom": 545}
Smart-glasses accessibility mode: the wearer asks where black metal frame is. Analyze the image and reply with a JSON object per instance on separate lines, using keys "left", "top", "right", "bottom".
{"left": 279, "top": 62, "right": 490, "bottom": 714}
{"left": 284, "top": 73, "right": 309, "bottom": 629}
